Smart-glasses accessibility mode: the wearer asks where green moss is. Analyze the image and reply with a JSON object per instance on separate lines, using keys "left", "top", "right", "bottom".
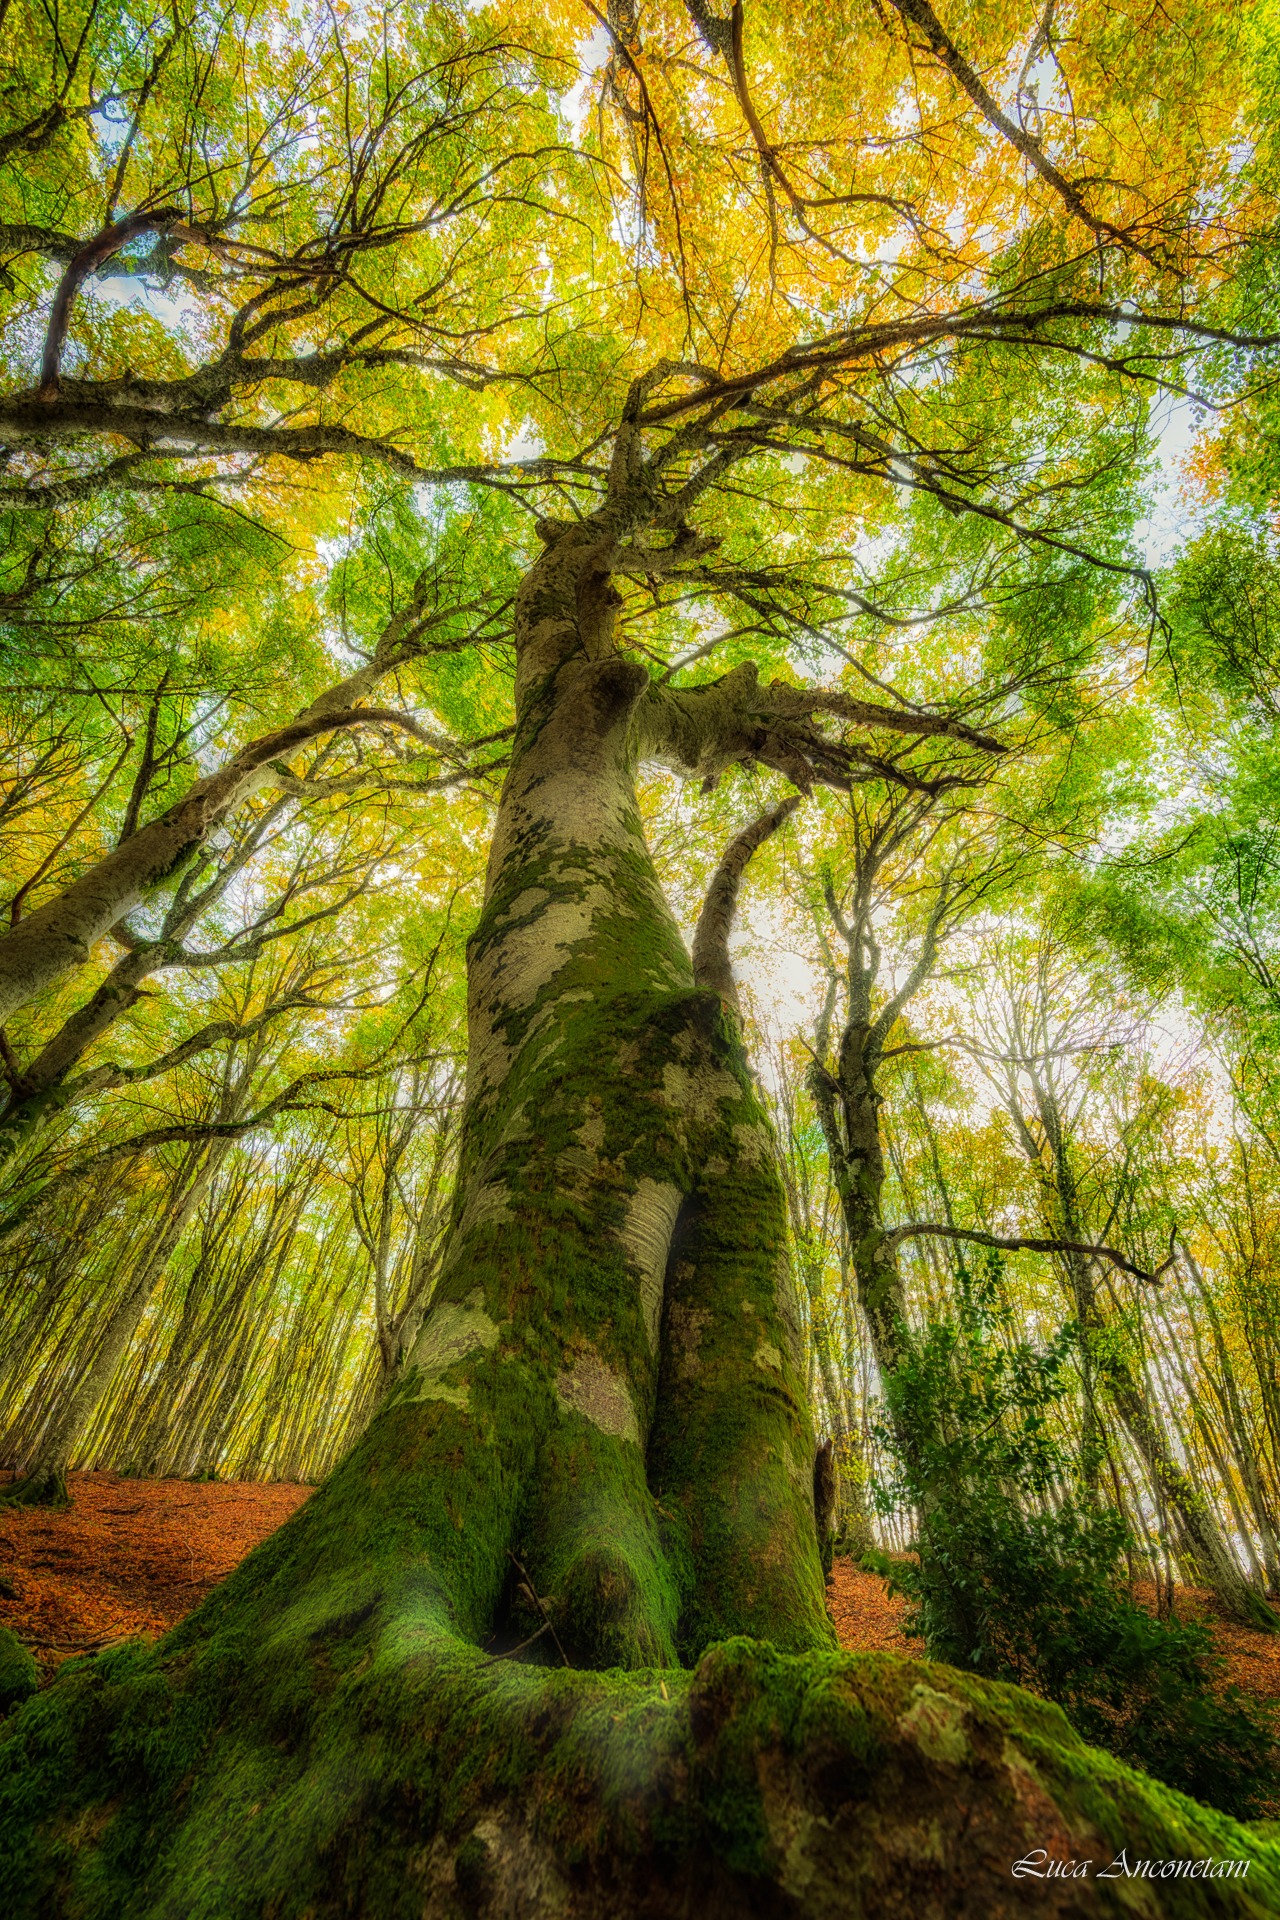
{"left": 644, "top": 1012, "right": 834, "bottom": 1664}
{"left": 0, "top": 1627, "right": 38, "bottom": 1715}
{"left": 421, "top": 781, "right": 836, "bottom": 1667}
{"left": 520, "top": 1406, "right": 682, "bottom": 1670}
{"left": 5, "top": 1630, "right": 1278, "bottom": 1917}
{"left": 1, "top": 1466, "right": 70, "bottom": 1509}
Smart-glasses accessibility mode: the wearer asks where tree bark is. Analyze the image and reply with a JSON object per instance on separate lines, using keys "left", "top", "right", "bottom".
{"left": 7, "top": 492, "right": 1273, "bottom": 1917}
{"left": 377, "top": 514, "right": 830, "bottom": 1668}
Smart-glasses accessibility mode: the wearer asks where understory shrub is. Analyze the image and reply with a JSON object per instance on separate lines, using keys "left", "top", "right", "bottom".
{"left": 869, "top": 1258, "right": 1279, "bottom": 1818}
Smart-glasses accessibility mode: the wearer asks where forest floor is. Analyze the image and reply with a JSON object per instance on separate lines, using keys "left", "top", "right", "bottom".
{"left": 0, "top": 1470, "right": 312, "bottom": 1677}
{"left": 3, "top": 1472, "right": 1280, "bottom": 1718}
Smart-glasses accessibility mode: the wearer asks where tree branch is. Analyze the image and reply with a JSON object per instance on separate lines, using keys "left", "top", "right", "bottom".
{"left": 38, "top": 208, "right": 187, "bottom": 397}
{"left": 888, "top": 1220, "right": 1176, "bottom": 1285}
{"left": 692, "top": 793, "right": 803, "bottom": 1019}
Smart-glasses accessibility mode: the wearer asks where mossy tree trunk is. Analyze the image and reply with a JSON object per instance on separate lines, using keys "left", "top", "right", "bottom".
{"left": 375, "top": 501, "right": 833, "bottom": 1668}
{"left": 8, "top": 386, "right": 1274, "bottom": 1915}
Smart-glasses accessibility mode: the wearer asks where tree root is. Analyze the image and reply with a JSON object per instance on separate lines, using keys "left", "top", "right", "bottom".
{"left": 3, "top": 1630, "right": 1278, "bottom": 1917}
{"left": 0, "top": 1466, "right": 69, "bottom": 1509}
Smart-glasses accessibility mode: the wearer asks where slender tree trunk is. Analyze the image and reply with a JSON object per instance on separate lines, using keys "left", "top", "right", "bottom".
{"left": 4, "top": 1151, "right": 214, "bottom": 1503}
{"left": 810, "top": 1021, "right": 913, "bottom": 1386}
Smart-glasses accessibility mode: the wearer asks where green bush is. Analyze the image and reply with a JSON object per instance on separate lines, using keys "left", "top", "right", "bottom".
{"left": 871, "top": 1258, "right": 1279, "bottom": 1819}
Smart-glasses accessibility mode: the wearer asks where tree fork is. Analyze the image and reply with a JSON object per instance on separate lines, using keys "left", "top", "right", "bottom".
{"left": 8, "top": 435, "right": 1275, "bottom": 1915}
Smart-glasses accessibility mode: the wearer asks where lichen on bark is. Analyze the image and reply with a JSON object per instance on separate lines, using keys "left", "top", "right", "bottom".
{"left": 3, "top": 431, "right": 1268, "bottom": 1918}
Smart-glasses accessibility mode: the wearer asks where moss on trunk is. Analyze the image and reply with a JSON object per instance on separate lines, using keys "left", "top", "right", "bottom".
{"left": 7, "top": 513, "right": 1269, "bottom": 1916}
{"left": 0, "top": 1465, "right": 69, "bottom": 1510}
{"left": 4, "top": 1616, "right": 1278, "bottom": 1918}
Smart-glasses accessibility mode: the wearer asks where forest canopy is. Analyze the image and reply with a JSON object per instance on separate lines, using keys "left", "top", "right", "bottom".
{"left": 6, "top": 0, "right": 1280, "bottom": 1914}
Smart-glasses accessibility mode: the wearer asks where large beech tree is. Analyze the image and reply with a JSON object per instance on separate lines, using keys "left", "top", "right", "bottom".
{"left": 8, "top": 357, "right": 1280, "bottom": 1919}
{"left": 6, "top": 0, "right": 1280, "bottom": 1910}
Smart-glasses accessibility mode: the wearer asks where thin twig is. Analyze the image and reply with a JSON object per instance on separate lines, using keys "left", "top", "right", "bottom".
{"left": 505, "top": 1548, "right": 569, "bottom": 1666}
{"left": 488, "top": 1622, "right": 552, "bottom": 1661}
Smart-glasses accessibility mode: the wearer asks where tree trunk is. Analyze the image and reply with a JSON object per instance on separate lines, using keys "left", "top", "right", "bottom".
{"left": 379, "top": 528, "right": 829, "bottom": 1667}
{"left": 809, "top": 1019, "right": 914, "bottom": 1388}
{"left": 5, "top": 524, "right": 1277, "bottom": 1913}
{"left": 3, "top": 1151, "right": 214, "bottom": 1504}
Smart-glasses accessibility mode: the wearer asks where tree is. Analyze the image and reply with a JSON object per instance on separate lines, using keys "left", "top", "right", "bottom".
{"left": 4, "top": 0, "right": 1280, "bottom": 1908}
{"left": 3, "top": 366, "right": 1274, "bottom": 1908}
{"left": 961, "top": 930, "right": 1280, "bottom": 1629}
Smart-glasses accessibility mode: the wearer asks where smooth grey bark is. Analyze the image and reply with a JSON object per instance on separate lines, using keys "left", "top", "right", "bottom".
{"left": 6, "top": 1144, "right": 217, "bottom": 1502}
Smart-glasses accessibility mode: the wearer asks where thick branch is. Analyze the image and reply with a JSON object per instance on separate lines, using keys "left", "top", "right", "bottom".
{"left": 0, "top": 1059, "right": 396, "bottom": 1249}
{"left": 62, "top": 999, "right": 316, "bottom": 1104}
{"left": 0, "top": 644, "right": 429, "bottom": 1029}
{"left": 0, "top": 395, "right": 577, "bottom": 499}
{"left": 637, "top": 305, "right": 1280, "bottom": 426}
{"left": 637, "top": 662, "right": 1003, "bottom": 795}
{"left": 38, "top": 209, "right": 186, "bottom": 397}
{"left": 692, "top": 794, "right": 802, "bottom": 1018}
{"left": 0, "top": 222, "right": 80, "bottom": 263}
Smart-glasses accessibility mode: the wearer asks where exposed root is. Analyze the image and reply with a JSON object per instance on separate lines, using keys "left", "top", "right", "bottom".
{"left": 1, "top": 1467, "right": 70, "bottom": 1510}
{"left": 3, "top": 1632, "right": 1277, "bottom": 1917}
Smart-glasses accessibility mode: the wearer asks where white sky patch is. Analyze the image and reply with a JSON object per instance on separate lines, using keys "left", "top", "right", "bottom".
{"left": 1136, "top": 395, "right": 1202, "bottom": 569}
{"left": 504, "top": 419, "right": 547, "bottom": 462}
{"left": 735, "top": 912, "right": 823, "bottom": 1082}
{"left": 92, "top": 272, "right": 203, "bottom": 350}
{"left": 559, "top": 27, "right": 612, "bottom": 137}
